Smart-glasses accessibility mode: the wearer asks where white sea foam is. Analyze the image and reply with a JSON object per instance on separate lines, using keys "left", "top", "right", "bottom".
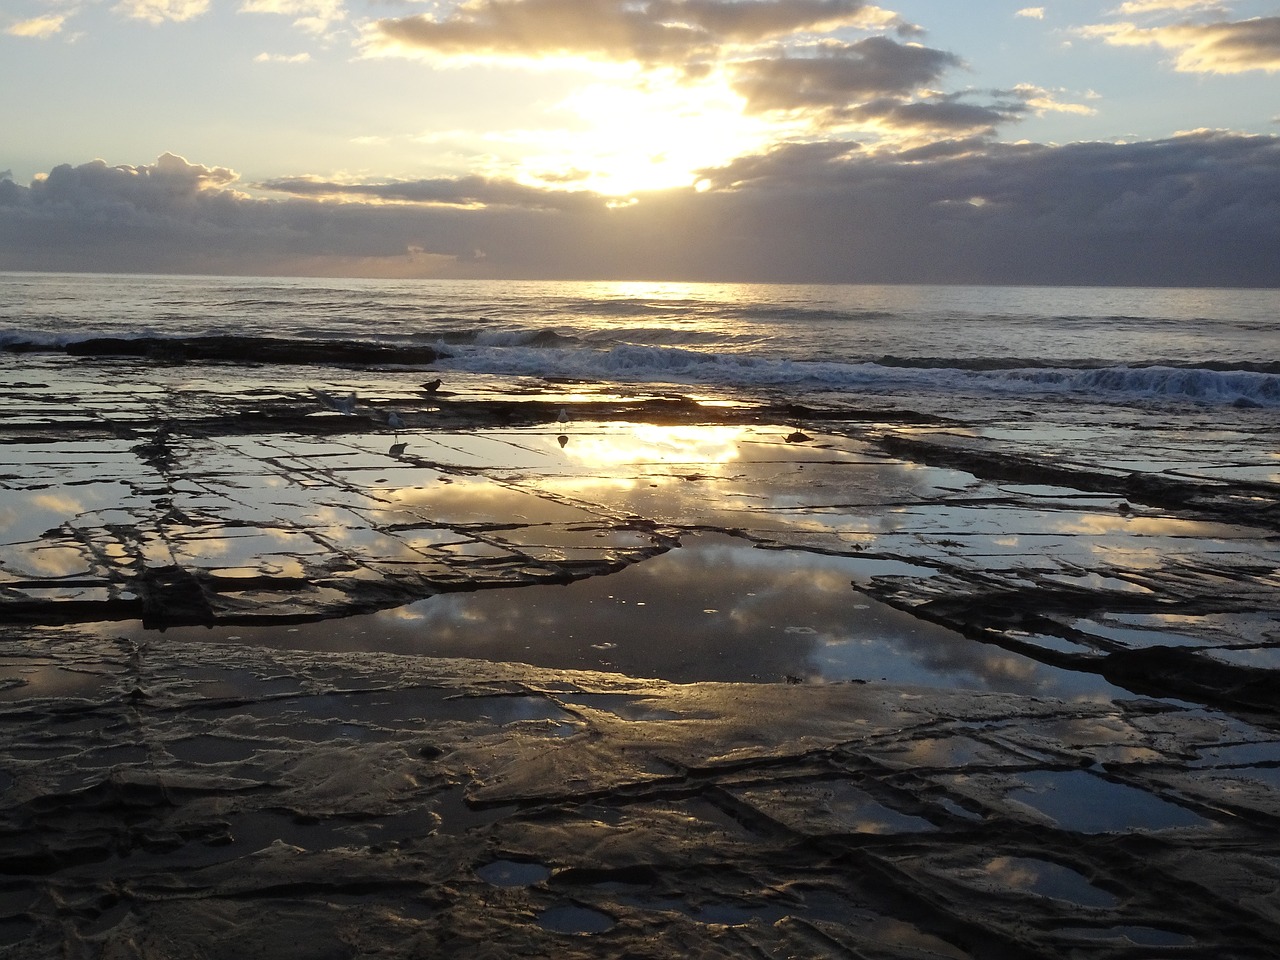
{"left": 434, "top": 340, "right": 1280, "bottom": 408}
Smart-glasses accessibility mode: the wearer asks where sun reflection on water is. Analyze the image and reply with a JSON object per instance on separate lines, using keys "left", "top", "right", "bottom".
{"left": 559, "top": 424, "right": 746, "bottom": 467}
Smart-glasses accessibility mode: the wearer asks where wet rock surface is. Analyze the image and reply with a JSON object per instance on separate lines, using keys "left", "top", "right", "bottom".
{"left": 1, "top": 354, "right": 1278, "bottom": 957}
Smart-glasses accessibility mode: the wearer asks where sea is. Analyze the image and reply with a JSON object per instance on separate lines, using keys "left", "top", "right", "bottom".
{"left": 3, "top": 271, "right": 1277, "bottom": 405}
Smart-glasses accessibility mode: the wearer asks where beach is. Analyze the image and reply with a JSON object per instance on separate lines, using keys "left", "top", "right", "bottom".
{"left": 2, "top": 276, "right": 1279, "bottom": 957}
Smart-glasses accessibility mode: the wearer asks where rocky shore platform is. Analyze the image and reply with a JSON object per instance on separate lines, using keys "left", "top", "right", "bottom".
{"left": 1, "top": 349, "right": 1278, "bottom": 958}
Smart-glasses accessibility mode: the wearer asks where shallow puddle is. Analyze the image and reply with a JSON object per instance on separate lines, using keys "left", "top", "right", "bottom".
{"left": 977, "top": 856, "right": 1117, "bottom": 907}
{"left": 1009, "top": 770, "right": 1208, "bottom": 833}
{"left": 536, "top": 904, "right": 615, "bottom": 935}
{"left": 477, "top": 859, "right": 553, "bottom": 887}
{"left": 156, "top": 534, "right": 1126, "bottom": 698}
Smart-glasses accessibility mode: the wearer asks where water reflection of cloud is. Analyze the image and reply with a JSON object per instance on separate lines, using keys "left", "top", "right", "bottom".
{"left": 5, "top": 544, "right": 93, "bottom": 578}
{"left": 1057, "top": 512, "right": 1249, "bottom": 539}
{"left": 0, "top": 490, "right": 88, "bottom": 544}
{"left": 195, "top": 534, "right": 1117, "bottom": 699}
{"left": 384, "top": 477, "right": 597, "bottom": 526}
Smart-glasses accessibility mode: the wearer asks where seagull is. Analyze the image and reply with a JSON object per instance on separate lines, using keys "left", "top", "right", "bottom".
{"left": 310, "top": 387, "right": 357, "bottom": 415}
{"left": 557, "top": 407, "right": 570, "bottom": 424}
{"left": 386, "top": 411, "right": 406, "bottom": 431}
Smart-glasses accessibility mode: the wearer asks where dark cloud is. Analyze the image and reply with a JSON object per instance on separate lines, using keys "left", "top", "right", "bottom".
{"left": 685, "top": 130, "right": 1280, "bottom": 285}
{"left": 2, "top": 134, "right": 1277, "bottom": 286}
{"left": 731, "top": 37, "right": 961, "bottom": 112}
{"left": 32, "top": 154, "right": 239, "bottom": 207}
{"left": 255, "top": 174, "right": 604, "bottom": 212}
{"left": 844, "top": 96, "right": 1013, "bottom": 136}
{"left": 364, "top": 0, "right": 890, "bottom": 67}
{"left": 842, "top": 91, "right": 1028, "bottom": 137}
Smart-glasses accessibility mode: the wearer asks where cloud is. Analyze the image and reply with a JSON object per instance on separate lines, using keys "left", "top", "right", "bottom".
{"left": 359, "top": 3, "right": 989, "bottom": 172}
{"left": 1011, "top": 83, "right": 1098, "bottom": 117}
{"left": 30, "top": 153, "right": 240, "bottom": 203}
{"left": 361, "top": 0, "right": 899, "bottom": 67}
{"left": 1016, "top": 7, "right": 1045, "bottom": 20}
{"left": 730, "top": 37, "right": 962, "bottom": 113}
{"left": 255, "top": 51, "right": 313, "bottom": 63}
{"left": 1114, "top": 1, "right": 1223, "bottom": 13}
{"left": 114, "top": 0, "right": 211, "bottom": 24}
{"left": 1081, "top": 17, "right": 1280, "bottom": 74}
{"left": 841, "top": 94, "right": 1019, "bottom": 138}
{"left": 3, "top": 135, "right": 1277, "bottom": 286}
{"left": 5, "top": 14, "right": 68, "bottom": 38}
{"left": 240, "top": 0, "right": 347, "bottom": 34}
{"left": 255, "top": 173, "right": 604, "bottom": 211}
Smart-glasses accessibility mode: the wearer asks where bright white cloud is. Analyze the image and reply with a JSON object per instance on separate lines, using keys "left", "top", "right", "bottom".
{"left": 5, "top": 14, "right": 68, "bottom": 38}
{"left": 114, "top": 0, "right": 211, "bottom": 24}
{"left": 1016, "top": 8, "right": 1045, "bottom": 20}
{"left": 1115, "top": 1, "right": 1222, "bottom": 14}
{"left": 240, "top": 0, "right": 346, "bottom": 33}
{"left": 239, "top": 0, "right": 344, "bottom": 15}
{"left": 255, "top": 51, "right": 312, "bottom": 62}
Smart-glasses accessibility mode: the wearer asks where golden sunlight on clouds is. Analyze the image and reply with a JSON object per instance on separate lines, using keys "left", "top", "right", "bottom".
{"left": 353, "top": 0, "right": 974, "bottom": 194}
{"left": 6, "top": 14, "right": 67, "bottom": 37}
{"left": 255, "top": 52, "right": 312, "bottom": 64}
{"left": 241, "top": 0, "right": 347, "bottom": 34}
{"left": 1115, "top": 0, "right": 1222, "bottom": 13}
{"left": 1013, "top": 84, "right": 1097, "bottom": 117}
{"left": 1081, "top": 18, "right": 1280, "bottom": 74}
{"left": 114, "top": 0, "right": 210, "bottom": 25}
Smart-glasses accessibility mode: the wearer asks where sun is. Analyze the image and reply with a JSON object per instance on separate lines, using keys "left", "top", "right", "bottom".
{"left": 520, "top": 68, "right": 780, "bottom": 196}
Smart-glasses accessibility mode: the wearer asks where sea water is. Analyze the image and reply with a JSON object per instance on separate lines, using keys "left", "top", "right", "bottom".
{"left": 3, "top": 272, "right": 1276, "bottom": 409}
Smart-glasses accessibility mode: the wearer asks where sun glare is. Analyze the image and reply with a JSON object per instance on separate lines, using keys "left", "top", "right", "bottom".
{"left": 561, "top": 425, "right": 747, "bottom": 468}
{"left": 523, "top": 71, "right": 776, "bottom": 195}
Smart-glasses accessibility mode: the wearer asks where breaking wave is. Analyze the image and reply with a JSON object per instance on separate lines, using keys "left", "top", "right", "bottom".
{"left": 438, "top": 341, "right": 1280, "bottom": 408}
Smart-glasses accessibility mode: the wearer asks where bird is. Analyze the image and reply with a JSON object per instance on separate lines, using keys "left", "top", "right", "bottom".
{"left": 421, "top": 378, "right": 442, "bottom": 393}
{"left": 557, "top": 407, "right": 570, "bottom": 424}
{"left": 386, "top": 411, "right": 406, "bottom": 431}
{"left": 310, "top": 387, "right": 357, "bottom": 415}
{"left": 785, "top": 429, "right": 812, "bottom": 443}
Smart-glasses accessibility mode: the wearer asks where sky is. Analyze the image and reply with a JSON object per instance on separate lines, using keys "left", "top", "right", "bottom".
{"left": 2, "top": 0, "right": 1279, "bottom": 285}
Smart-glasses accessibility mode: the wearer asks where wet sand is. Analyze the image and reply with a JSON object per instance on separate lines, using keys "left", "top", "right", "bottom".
{"left": 2, "top": 348, "right": 1279, "bottom": 958}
